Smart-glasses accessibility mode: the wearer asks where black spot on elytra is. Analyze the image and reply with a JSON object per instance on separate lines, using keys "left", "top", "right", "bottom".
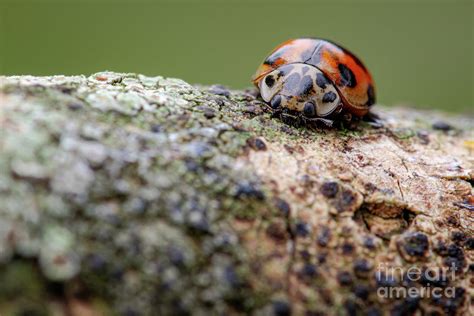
{"left": 264, "top": 48, "right": 286, "bottom": 66}
{"left": 264, "top": 75, "right": 275, "bottom": 88}
{"left": 316, "top": 72, "right": 329, "bottom": 89}
{"left": 322, "top": 91, "right": 337, "bottom": 103}
{"left": 366, "top": 84, "right": 375, "bottom": 105}
{"left": 338, "top": 63, "right": 357, "bottom": 88}
{"left": 270, "top": 95, "right": 282, "bottom": 109}
{"left": 284, "top": 72, "right": 301, "bottom": 94}
{"left": 302, "top": 66, "right": 310, "bottom": 74}
{"left": 303, "top": 102, "right": 316, "bottom": 117}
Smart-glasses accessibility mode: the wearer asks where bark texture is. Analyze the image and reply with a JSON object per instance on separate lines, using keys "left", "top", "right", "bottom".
{"left": 0, "top": 72, "right": 473, "bottom": 315}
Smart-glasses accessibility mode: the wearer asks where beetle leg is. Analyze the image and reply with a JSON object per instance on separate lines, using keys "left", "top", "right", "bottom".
{"left": 304, "top": 117, "right": 334, "bottom": 127}
{"left": 363, "top": 111, "right": 384, "bottom": 128}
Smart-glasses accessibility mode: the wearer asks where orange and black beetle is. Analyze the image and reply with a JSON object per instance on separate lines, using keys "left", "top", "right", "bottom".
{"left": 253, "top": 38, "right": 376, "bottom": 125}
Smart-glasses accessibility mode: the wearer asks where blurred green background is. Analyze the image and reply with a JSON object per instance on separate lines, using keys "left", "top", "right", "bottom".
{"left": 0, "top": 0, "right": 472, "bottom": 113}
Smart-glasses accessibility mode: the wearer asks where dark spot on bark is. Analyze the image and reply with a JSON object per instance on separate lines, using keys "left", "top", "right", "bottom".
{"left": 86, "top": 253, "right": 107, "bottom": 271}
{"left": 121, "top": 307, "right": 140, "bottom": 316}
{"left": 300, "top": 250, "right": 311, "bottom": 261}
{"left": 315, "top": 72, "right": 328, "bottom": 89}
{"left": 235, "top": 182, "right": 264, "bottom": 200}
{"left": 353, "top": 259, "right": 372, "bottom": 278}
{"left": 167, "top": 246, "right": 186, "bottom": 267}
{"left": 342, "top": 242, "right": 354, "bottom": 255}
{"left": 336, "top": 190, "right": 358, "bottom": 213}
{"left": 272, "top": 300, "right": 291, "bottom": 316}
{"left": 391, "top": 296, "right": 420, "bottom": 316}
{"left": 400, "top": 232, "right": 429, "bottom": 258}
{"left": 363, "top": 236, "right": 376, "bottom": 250}
{"left": 322, "top": 91, "right": 337, "bottom": 103}
{"left": 469, "top": 263, "right": 474, "bottom": 272}
{"left": 431, "top": 287, "right": 466, "bottom": 315}
{"left": 338, "top": 63, "right": 357, "bottom": 88}
{"left": 419, "top": 267, "right": 449, "bottom": 287}
{"left": 274, "top": 198, "right": 291, "bottom": 217}
{"left": 265, "top": 75, "right": 275, "bottom": 88}
{"left": 417, "top": 130, "right": 430, "bottom": 145}
{"left": 434, "top": 241, "right": 449, "bottom": 256}
{"left": 209, "top": 85, "right": 230, "bottom": 97}
{"left": 67, "top": 102, "right": 83, "bottom": 111}
{"left": 320, "top": 181, "right": 339, "bottom": 198}
{"left": 317, "top": 253, "right": 327, "bottom": 264}
{"left": 446, "top": 214, "right": 460, "bottom": 226}
{"left": 432, "top": 121, "right": 453, "bottom": 131}
{"left": 224, "top": 265, "right": 242, "bottom": 288}
{"left": 295, "top": 221, "right": 310, "bottom": 237}
{"left": 303, "top": 102, "right": 316, "bottom": 117}
{"left": 344, "top": 299, "right": 358, "bottom": 316}
{"left": 465, "top": 237, "right": 474, "bottom": 250}
{"left": 451, "top": 231, "right": 466, "bottom": 245}
{"left": 150, "top": 124, "right": 162, "bottom": 133}
{"left": 375, "top": 271, "right": 397, "bottom": 288}
{"left": 270, "top": 95, "right": 282, "bottom": 109}
{"left": 197, "top": 106, "right": 216, "bottom": 119}
{"left": 366, "top": 84, "right": 375, "bottom": 105}
{"left": 353, "top": 284, "right": 370, "bottom": 300}
{"left": 337, "top": 271, "right": 353, "bottom": 286}
{"left": 443, "top": 244, "right": 466, "bottom": 272}
{"left": 317, "top": 226, "right": 331, "bottom": 247}
{"left": 299, "top": 263, "right": 318, "bottom": 280}
{"left": 366, "top": 306, "right": 382, "bottom": 316}
{"left": 266, "top": 220, "right": 288, "bottom": 241}
{"left": 247, "top": 137, "right": 267, "bottom": 151}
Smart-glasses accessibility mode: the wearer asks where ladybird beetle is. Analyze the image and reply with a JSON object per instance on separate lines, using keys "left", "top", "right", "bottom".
{"left": 253, "top": 38, "right": 376, "bottom": 125}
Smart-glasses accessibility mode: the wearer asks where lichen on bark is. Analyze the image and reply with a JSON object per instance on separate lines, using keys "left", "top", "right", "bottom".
{"left": 0, "top": 72, "right": 472, "bottom": 315}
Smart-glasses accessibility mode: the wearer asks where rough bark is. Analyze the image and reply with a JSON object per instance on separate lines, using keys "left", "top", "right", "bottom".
{"left": 0, "top": 72, "right": 472, "bottom": 315}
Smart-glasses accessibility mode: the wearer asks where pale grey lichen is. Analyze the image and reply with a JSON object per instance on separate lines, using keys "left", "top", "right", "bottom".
{"left": 0, "top": 72, "right": 271, "bottom": 315}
